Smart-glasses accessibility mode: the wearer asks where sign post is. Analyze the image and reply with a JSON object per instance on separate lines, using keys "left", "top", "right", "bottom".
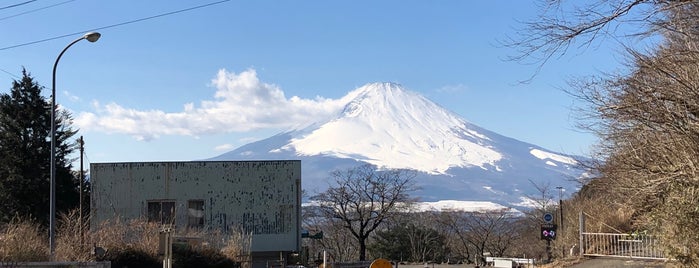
{"left": 541, "top": 224, "right": 557, "bottom": 240}
{"left": 541, "top": 213, "right": 557, "bottom": 263}
{"left": 543, "top": 212, "right": 554, "bottom": 224}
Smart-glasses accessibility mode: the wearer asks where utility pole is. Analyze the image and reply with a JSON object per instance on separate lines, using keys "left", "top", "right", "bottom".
{"left": 79, "top": 136, "right": 85, "bottom": 245}
{"left": 556, "top": 186, "right": 564, "bottom": 230}
{"left": 556, "top": 186, "right": 564, "bottom": 258}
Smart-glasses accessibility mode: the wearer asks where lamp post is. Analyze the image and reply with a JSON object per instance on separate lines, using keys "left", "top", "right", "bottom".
{"left": 50, "top": 31, "right": 101, "bottom": 257}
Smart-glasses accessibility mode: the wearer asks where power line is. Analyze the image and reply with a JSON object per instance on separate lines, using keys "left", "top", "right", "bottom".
{"left": 0, "top": 0, "right": 36, "bottom": 11}
{"left": 0, "top": 68, "right": 21, "bottom": 79}
{"left": 0, "top": 0, "right": 76, "bottom": 22}
{"left": 81, "top": 143, "right": 92, "bottom": 177}
{"left": 0, "top": 0, "right": 230, "bottom": 51}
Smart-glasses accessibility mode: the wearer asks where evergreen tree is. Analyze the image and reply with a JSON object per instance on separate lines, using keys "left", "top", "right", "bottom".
{"left": 0, "top": 69, "right": 79, "bottom": 224}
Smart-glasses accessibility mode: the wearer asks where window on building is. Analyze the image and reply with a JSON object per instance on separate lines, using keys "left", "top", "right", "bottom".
{"left": 187, "top": 200, "right": 205, "bottom": 228}
{"left": 147, "top": 200, "right": 175, "bottom": 225}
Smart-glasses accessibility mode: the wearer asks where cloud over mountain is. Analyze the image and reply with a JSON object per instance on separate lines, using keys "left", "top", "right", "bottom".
{"left": 211, "top": 82, "right": 588, "bottom": 206}
{"left": 74, "top": 68, "right": 344, "bottom": 140}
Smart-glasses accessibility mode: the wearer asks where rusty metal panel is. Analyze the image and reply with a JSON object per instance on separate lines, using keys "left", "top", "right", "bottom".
{"left": 90, "top": 160, "right": 302, "bottom": 252}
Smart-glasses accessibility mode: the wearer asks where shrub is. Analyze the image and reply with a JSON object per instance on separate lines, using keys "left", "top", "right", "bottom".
{"left": 103, "top": 246, "right": 161, "bottom": 268}
{"left": 173, "top": 245, "right": 239, "bottom": 268}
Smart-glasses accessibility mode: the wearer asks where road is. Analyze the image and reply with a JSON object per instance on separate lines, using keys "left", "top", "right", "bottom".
{"left": 567, "top": 258, "right": 671, "bottom": 268}
{"left": 394, "top": 258, "right": 672, "bottom": 268}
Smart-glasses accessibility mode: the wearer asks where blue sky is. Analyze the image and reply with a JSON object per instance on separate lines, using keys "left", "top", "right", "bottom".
{"left": 0, "top": 0, "right": 625, "bottom": 165}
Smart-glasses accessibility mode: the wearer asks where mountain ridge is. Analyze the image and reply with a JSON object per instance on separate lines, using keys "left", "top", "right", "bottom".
{"left": 210, "top": 82, "right": 588, "bottom": 208}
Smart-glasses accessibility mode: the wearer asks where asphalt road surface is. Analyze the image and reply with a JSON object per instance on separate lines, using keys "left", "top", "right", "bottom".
{"left": 568, "top": 258, "right": 671, "bottom": 268}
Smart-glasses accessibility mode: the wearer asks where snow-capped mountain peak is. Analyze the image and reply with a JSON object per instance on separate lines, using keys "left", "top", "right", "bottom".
{"left": 282, "top": 82, "right": 502, "bottom": 174}
{"left": 210, "top": 82, "right": 587, "bottom": 207}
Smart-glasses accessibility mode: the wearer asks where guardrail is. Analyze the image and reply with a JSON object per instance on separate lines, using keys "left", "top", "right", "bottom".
{"left": 486, "top": 257, "right": 536, "bottom": 268}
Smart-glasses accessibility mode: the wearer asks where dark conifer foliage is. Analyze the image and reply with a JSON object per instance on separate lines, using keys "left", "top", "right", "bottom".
{"left": 0, "top": 69, "right": 79, "bottom": 225}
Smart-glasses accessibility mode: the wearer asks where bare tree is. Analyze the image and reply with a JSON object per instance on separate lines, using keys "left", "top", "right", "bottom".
{"left": 505, "top": 1, "right": 694, "bottom": 67}
{"left": 302, "top": 204, "right": 360, "bottom": 263}
{"left": 369, "top": 213, "right": 448, "bottom": 263}
{"left": 406, "top": 221, "right": 445, "bottom": 263}
{"left": 524, "top": 180, "right": 557, "bottom": 222}
{"left": 437, "top": 209, "right": 518, "bottom": 266}
{"left": 510, "top": 0, "right": 699, "bottom": 264}
{"left": 437, "top": 211, "right": 473, "bottom": 264}
{"left": 400, "top": 212, "right": 448, "bottom": 263}
{"left": 312, "top": 164, "right": 417, "bottom": 261}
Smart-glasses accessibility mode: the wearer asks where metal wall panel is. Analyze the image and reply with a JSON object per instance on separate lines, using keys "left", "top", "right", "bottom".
{"left": 90, "top": 160, "right": 301, "bottom": 252}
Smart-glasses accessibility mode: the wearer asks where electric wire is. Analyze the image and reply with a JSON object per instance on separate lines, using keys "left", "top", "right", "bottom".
{"left": 0, "top": 68, "right": 21, "bottom": 79}
{"left": 0, "top": 0, "right": 76, "bottom": 21}
{"left": 0, "top": 0, "right": 36, "bottom": 11}
{"left": 0, "top": 0, "right": 230, "bottom": 51}
{"left": 81, "top": 147, "right": 91, "bottom": 180}
{"left": 82, "top": 149, "right": 91, "bottom": 169}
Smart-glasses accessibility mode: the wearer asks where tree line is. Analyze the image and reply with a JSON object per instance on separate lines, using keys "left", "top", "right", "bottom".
{"left": 303, "top": 164, "right": 554, "bottom": 266}
{"left": 508, "top": 0, "right": 699, "bottom": 265}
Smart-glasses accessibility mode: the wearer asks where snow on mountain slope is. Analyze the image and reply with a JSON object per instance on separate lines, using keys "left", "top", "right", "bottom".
{"left": 415, "top": 200, "right": 511, "bottom": 212}
{"left": 530, "top": 148, "right": 578, "bottom": 165}
{"left": 283, "top": 82, "right": 501, "bottom": 174}
{"left": 210, "top": 82, "right": 588, "bottom": 208}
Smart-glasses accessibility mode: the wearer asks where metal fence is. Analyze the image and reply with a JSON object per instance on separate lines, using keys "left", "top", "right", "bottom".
{"left": 581, "top": 232, "right": 666, "bottom": 260}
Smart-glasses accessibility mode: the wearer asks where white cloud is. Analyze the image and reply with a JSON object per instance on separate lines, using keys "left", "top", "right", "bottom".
{"left": 75, "top": 68, "right": 346, "bottom": 141}
{"left": 436, "top": 84, "right": 468, "bottom": 93}
{"left": 63, "top": 90, "right": 80, "bottom": 102}
{"left": 214, "top": 144, "right": 235, "bottom": 151}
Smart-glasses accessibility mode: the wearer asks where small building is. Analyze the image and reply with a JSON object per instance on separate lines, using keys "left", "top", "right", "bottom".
{"left": 90, "top": 160, "right": 302, "bottom": 266}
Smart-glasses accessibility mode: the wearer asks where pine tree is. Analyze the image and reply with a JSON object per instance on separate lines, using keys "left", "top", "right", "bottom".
{"left": 0, "top": 69, "right": 79, "bottom": 224}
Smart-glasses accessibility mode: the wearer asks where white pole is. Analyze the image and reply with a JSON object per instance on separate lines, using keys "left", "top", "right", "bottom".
{"left": 162, "top": 228, "right": 172, "bottom": 268}
{"left": 323, "top": 250, "right": 327, "bottom": 268}
{"left": 579, "top": 211, "right": 585, "bottom": 257}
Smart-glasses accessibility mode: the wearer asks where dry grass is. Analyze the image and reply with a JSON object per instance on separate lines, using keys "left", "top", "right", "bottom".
{"left": 55, "top": 210, "right": 94, "bottom": 261}
{"left": 89, "top": 216, "right": 162, "bottom": 260}
{"left": 0, "top": 217, "right": 49, "bottom": 262}
{"left": 0, "top": 210, "right": 253, "bottom": 264}
{"left": 220, "top": 227, "right": 253, "bottom": 264}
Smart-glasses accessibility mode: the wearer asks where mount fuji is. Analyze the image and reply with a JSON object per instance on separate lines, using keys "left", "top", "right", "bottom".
{"left": 209, "top": 82, "right": 589, "bottom": 209}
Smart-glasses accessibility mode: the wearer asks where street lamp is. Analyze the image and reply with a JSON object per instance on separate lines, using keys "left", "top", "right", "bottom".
{"left": 50, "top": 31, "right": 101, "bottom": 257}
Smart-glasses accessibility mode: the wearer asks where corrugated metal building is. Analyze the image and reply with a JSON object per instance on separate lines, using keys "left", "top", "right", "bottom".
{"left": 90, "top": 160, "right": 301, "bottom": 266}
